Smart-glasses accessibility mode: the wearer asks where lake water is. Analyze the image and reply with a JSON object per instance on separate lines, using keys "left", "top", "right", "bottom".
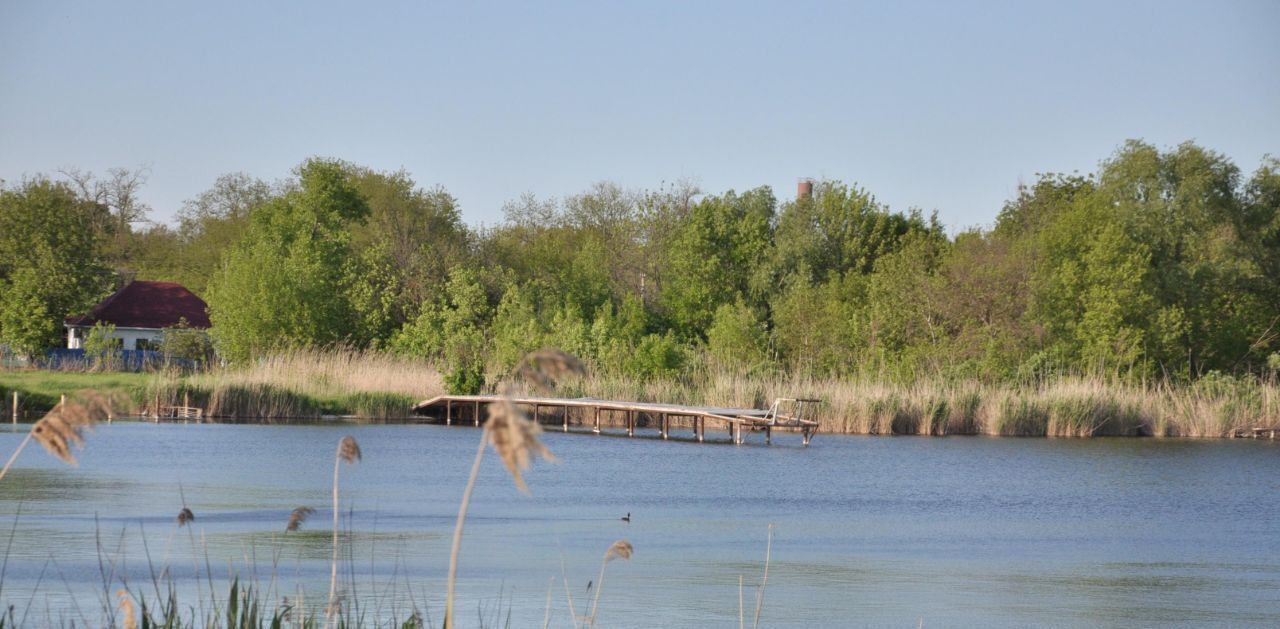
{"left": 0, "top": 422, "right": 1277, "bottom": 627}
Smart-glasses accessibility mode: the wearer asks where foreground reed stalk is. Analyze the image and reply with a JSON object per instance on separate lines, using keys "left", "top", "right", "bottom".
{"left": 752, "top": 524, "right": 774, "bottom": 629}
{"left": 0, "top": 432, "right": 34, "bottom": 484}
{"left": 444, "top": 429, "right": 489, "bottom": 629}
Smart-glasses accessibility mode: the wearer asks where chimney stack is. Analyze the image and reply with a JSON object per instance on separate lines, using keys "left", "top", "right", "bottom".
{"left": 797, "top": 178, "right": 814, "bottom": 200}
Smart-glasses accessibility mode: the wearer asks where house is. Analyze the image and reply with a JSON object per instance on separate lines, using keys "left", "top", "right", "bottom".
{"left": 64, "top": 281, "right": 212, "bottom": 351}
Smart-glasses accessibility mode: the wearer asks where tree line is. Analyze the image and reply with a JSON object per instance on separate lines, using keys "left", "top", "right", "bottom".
{"left": 1, "top": 140, "right": 1277, "bottom": 387}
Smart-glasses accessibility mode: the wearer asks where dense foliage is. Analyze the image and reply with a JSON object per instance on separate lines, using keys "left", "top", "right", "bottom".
{"left": 2, "top": 141, "right": 1277, "bottom": 383}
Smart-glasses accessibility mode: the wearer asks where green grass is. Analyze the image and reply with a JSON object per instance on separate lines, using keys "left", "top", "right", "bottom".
{"left": 0, "top": 370, "right": 152, "bottom": 414}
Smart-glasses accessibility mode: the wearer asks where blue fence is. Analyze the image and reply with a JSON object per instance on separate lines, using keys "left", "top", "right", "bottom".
{"left": 43, "top": 349, "right": 165, "bottom": 371}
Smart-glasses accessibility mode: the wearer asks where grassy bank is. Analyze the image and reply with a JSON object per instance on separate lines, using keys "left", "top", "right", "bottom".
{"left": 4, "top": 351, "right": 1278, "bottom": 436}
{"left": 0, "top": 370, "right": 152, "bottom": 417}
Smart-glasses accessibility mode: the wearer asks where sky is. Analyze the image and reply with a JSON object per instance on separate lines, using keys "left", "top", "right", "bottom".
{"left": 1, "top": 0, "right": 1277, "bottom": 230}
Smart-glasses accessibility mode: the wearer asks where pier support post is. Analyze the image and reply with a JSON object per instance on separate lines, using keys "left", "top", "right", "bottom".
{"left": 534, "top": 404, "right": 539, "bottom": 426}
{"left": 696, "top": 417, "right": 703, "bottom": 442}
{"left": 627, "top": 410, "right": 634, "bottom": 437}
{"left": 474, "top": 401, "right": 480, "bottom": 426}
{"left": 766, "top": 425, "right": 772, "bottom": 445}
{"left": 446, "top": 400, "right": 452, "bottom": 426}
{"left": 731, "top": 421, "right": 741, "bottom": 445}
{"left": 661, "top": 413, "right": 668, "bottom": 440}
{"left": 593, "top": 406, "right": 601, "bottom": 434}
{"left": 563, "top": 405, "right": 569, "bottom": 432}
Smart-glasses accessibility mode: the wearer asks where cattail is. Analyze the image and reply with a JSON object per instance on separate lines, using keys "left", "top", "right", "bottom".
{"left": 177, "top": 507, "right": 194, "bottom": 527}
{"left": 338, "top": 435, "right": 362, "bottom": 464}
{"left": 485, "top": 400, "right": 555, "bottom": 493}
{"left": 287, "top": 506, "right": 314, "bottom": 532}
{"left": 117, "top": 590, "right": 137, "bottom": 629}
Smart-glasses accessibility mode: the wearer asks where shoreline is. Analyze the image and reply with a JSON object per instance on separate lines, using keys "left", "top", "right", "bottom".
{"left": 4, "top": 358, "right": 1277, "bottom": 439}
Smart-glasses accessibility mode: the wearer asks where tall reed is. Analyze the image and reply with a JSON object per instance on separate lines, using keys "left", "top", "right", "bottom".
{"left": 445, "top": 349, "right": 580, "bottom": 629}
{"left": 328, "top": 435, "right": 361, "bottom": 624}
{"left": 588, "top": 540, "right": 632, "bottom": 628}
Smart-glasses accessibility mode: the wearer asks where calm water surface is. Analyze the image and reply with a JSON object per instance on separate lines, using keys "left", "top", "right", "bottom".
{"left": 0, "top": 422, "right": 1277, "bottom": 627}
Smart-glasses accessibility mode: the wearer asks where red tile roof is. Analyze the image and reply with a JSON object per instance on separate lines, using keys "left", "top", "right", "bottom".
{"left": 65, "top": 281, "right": 211, "bottom": 329}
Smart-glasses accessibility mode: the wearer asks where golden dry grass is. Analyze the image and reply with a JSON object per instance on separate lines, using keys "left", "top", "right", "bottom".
{"left": 140, "top": 347, "right": 1279, "bottom": 436}
{"left": 191, "top": 348, "right": 443, "bottom": 400}
{"left": 567, "top": 369, "right": 1280, "bottom": 438}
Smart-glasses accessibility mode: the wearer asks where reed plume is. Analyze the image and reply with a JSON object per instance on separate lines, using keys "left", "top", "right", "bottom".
{"left": 515, "top": 348, "right": 587, "bottom": 393}
{"left": 0, "top": 390, "right": 127, "bottom": 483}
{"left": 338, "top": 435, "right": 362, "bottom": 464}
{"left": 117, "top": 589, "right": 136, "bottom": 629}
{"left": 486, "top": 399, "right": 556, "bottom": 493}
{"left": 177, "top": 507, "right": 194, "bottom": 527}
{"left": 328, "top": 435, "right": 362, "bottom": 624}
{"left": 287, "top": 506, "right": 315, "bottom": 532}
{"left": 588, "top": 540, "right": 633, "bottom": 627}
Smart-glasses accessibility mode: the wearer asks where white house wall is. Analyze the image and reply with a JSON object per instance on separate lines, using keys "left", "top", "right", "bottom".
{"left": 66, "top": 326, "right": 164, "bottom": 351}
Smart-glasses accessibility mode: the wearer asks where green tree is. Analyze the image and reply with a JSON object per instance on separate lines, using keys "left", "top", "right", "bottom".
{"left": 390, "top": 266, "right": 491, "bottom": 376}
{"left": 706, "top": 299, "right": 770, "bottom": 372}
{"left": 772, "top": 181, "right": 941, "bottom": 284}
{"left": 82, "top": 322, "right": 120, "bottom": 370}
{"left": 205, "top": 159, "right": 371, "bottom": 361}
{"left": 172, "top": 172, "right": 276, "bottom": 294}
{"left": 0, "top": 178, "right": 112, "bottom": 357}
{"left": 346, "top": 165, "right": 470, "bottom": 325}
{"left": 659, "top": 187, "right": 775, "bottom": 339}
{"left": 161, "top": 318, "right": 214, "bottom": 367}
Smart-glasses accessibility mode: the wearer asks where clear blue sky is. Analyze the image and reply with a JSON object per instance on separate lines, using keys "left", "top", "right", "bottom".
{"left": 2, "top": 1, "right": 1277, "bottom": 230}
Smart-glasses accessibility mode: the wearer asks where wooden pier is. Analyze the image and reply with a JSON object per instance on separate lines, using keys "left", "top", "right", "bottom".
{"left": 411, "top": 395, "right": 821, "bottom": 445}
{"left": 1231, "top": 425, "right": 1279, "bottom": 439}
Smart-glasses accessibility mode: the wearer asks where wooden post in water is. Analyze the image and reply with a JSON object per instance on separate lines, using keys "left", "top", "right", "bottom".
{"left": 446, "top": 399, "right": 452, "bottom": 425}
{"left": 474, "top": 400, "right": 480, "bottom": 426}
{"left": 562, "top": 405, "right": 569, "bottom": 432}
{"left": 765, "top": 425, "right": 772, "bottom": 445}
{"left": 627, "top": 410, "right": 634, "bottom": 437}
{"left": 731, "top": 421, "right": 741, "bottom": 445}
{"left": 696, "top": 416, "right": 704, "bottom": 442}
{"left": 593, "top": 406, "right": 601, "bottom": 434}
{"left": 660, "top": 413, "right": 668, "bottom": 440}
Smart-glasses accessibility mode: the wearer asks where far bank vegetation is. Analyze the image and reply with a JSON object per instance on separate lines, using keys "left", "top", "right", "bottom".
{"left": 2, "top": 141, "right": 1279, "bottom": 436}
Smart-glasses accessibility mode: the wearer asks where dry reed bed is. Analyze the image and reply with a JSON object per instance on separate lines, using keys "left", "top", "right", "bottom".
{"left": 138, "top": 349, "right": 1278, "bottom": 436}
{"left": 143, "top": 349, "right": 444, "bottom": 420}
{"left": 566, "top": 372, "right": 1280, "bottom": 438}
